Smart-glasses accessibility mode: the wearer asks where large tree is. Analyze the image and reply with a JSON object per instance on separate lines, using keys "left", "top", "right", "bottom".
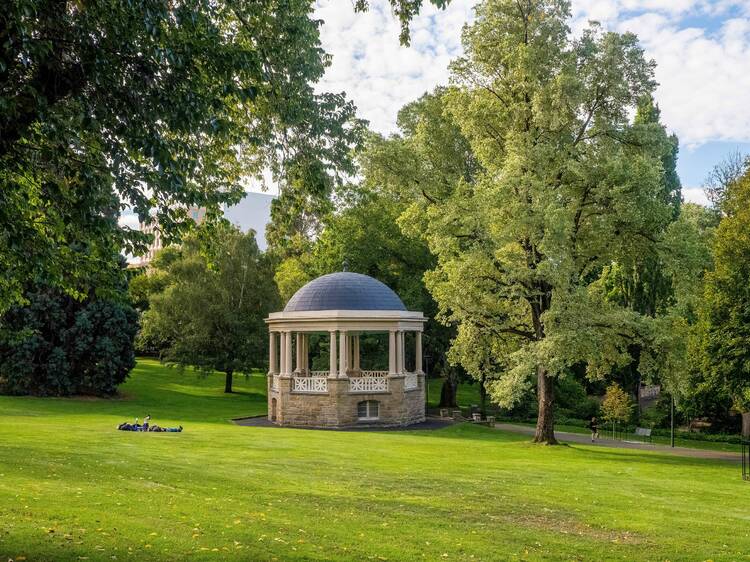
{"left": 406, "top": 0, "right": 674, "bottom": 443}
{"left": 141, "top": 223, "right": 279, "bottom": 393}
{"left": 701, "top": 164, "right": 750, "bottom": 437}
{"left": 0, "top": 0, "right": 361, "bottom": 314}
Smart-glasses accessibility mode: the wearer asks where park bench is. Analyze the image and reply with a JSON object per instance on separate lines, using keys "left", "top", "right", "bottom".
{"left": 469, "top": 414, "right": 496, "bottom": 428}
{"left": 633, "top": 427, "right": 653, "bottom": 443}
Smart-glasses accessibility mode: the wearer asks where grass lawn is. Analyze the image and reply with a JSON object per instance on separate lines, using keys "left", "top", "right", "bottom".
{"left": 2, "top": 360, "right": 749, "bottom": 561}
{"left": 427, "top": 377, "right": 742, "bottom": 453}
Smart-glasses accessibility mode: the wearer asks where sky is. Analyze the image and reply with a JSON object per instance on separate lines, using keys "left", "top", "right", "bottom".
{"left": 313, "top": 0, "right": 750, "bottom": 205}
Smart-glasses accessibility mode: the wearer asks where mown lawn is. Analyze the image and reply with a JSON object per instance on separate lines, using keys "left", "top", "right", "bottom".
{"left": 1, "top": 359, "right": 749, "bottom": 561}
{"left": 427, "top": 377, "right": 743, "bottom": 453}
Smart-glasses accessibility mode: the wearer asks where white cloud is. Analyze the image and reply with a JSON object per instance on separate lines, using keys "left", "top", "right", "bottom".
{"left": 314, "top": 0, "right": 473, "bottom": 135}
{"left": 682, "top": 186, "right": 711, "bottom": 205}
{"left": 315, "top": 0, "right": 750, "bottom": 148}
{"left": 613, "top": 12, "right": 750, "bottom": 146}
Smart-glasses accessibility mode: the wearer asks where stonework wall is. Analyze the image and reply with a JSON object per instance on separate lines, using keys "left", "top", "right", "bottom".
{"left": 267, "top": 374, "right": 426, "bottom": 428}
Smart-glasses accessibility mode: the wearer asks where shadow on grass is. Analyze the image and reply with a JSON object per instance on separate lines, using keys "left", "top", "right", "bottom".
{"left": 400, "top": 423, "right": 743, "bottom": 471}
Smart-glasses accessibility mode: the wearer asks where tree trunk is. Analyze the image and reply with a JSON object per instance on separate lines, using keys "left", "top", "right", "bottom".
{"left": 224, "top": 370, "right": 233, "bottom": 394}
{"left": 533, "top": 366, "right": 557, "bottom": 444}
{"left": 438, "top": 378, "right": 457, "bottom": 408}
{"left": 742, "top": 412, "right": 750, "bottom": 439}
{"left": 479, "top": 375, "right": 487, "bottom": 416}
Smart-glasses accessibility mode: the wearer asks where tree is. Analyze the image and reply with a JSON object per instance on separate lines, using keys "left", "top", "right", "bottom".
{"left": 141, "top": 223, "right": 279, "bottom": 393}
{"left": 0, "top": 0, "right": 362, "bottom": 314}
{"left": 592, "top": 97, "right": 682, "bottom": 404}
{"left": 704, "top": 150, "right": 749, "bottom": 212}
{"left": 0, "top": 261, "right": 138, "bottom": 396}
{"left": 406, "top": 0, "right": 674, "bottom": 443}
{"left": 650, "top": 203, "right": 718, "bottom": 421}
{"left": 701, "top": 165, "right": 750, "bottom": 437}
{"left": 601, "top": 383, "right": 633, "bottom": 432}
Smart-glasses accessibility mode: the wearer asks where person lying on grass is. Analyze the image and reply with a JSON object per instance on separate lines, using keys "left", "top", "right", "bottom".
{"left": 117, "top": 419, "right": 183, "bottom": 432}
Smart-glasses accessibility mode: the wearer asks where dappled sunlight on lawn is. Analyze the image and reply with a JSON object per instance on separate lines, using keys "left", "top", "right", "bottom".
{"left": 1, "top": 359, "right": 749, "bottom": 561}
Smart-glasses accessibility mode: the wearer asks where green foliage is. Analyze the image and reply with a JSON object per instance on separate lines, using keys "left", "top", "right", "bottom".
{"left": 555, "top": 377, "right": 599, "bottom": 420}
{"left": 701, "top": 165, "right": 750, "bottom": 415}
{"left": 601, "top": 383, "right": 633, "bottom": 424}
{"left": 703, "top": 149, "right": 749, "bottom": 212}
{"left": 0, "top": 287, "right": 137, "bottom": 396}
{"left": 0, "top": 0, "right": 361, "bottom": 314}
{"left": 381, "top": 0, "right": 674, "bottom": 440}
{"left": 140, "top": 223, "right": 279, "bottom": 387}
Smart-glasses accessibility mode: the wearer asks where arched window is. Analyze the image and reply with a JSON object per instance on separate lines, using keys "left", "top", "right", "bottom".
{"left": 357, "top": 400, "right": 379, "bottom": 421}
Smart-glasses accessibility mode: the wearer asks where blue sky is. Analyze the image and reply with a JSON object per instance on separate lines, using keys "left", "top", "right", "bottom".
{"left": 314, "top": 0, "right": 750, "bottom": 205}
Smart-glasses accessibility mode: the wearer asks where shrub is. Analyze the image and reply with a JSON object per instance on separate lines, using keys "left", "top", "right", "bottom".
{"left": 0, "top": 288, "right": 137, "bottom": 396}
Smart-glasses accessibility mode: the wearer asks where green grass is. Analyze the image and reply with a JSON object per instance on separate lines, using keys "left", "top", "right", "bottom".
{"left": 427, "top": 377, "right": 742, "bottom": 452}
{"left": 2, "top": 360, "right": 750, "bottom": 561}
{"left": 534, "top": 422, "right": 742, "bottom": 453}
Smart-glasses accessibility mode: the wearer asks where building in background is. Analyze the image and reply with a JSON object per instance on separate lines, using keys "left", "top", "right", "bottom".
{"left": 134, "top": 192, "right": 275, "bottom": 267}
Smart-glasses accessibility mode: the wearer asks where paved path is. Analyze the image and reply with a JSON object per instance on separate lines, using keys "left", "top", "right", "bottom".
{"left": 494, "top": 423, "right": 741, "bottom": 462}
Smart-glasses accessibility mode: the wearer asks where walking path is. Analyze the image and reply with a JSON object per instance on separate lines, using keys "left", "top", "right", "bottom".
{"left": 494, "top": 423, "right": 741, "bottom": 461}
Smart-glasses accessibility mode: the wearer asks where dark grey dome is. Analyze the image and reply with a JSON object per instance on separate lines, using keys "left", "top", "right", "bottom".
{"left": 284, "top": 272, "right": 406, "bottom": 312}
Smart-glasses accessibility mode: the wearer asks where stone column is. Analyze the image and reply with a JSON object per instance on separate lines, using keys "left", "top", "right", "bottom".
{"left": 269, "top": 332, "right": 277, "bottom": 375}
{"left": 401, "top": 331, "right": 407, "bottom": 373}
{"left": 353, "top": 335, "right": 360, "bottom": 371}
{"left": 388, "top": 330, "right": 397, "bottom": 375}
{"left": 284, "top": 332, "right": 293, "bottom": 376}
{"left": 395, "top": 331, "right": 402, "bottom": 374}
{"left": 339, "top": 330, "right": 348, "bottom": 377}
{"left": 279, "top": 331, "right": 286, "bottom": 375}
{"left": 415, "top": 331, "right": 423, "bottom": 374}
{"left": 302, "top": 334, "right": 309, "bottom": 373}
{"left": 294, "top": 333, "right": 301, "bottom": 373}
{"left": 329, "top": 331, "right": 337, "bottom": 377}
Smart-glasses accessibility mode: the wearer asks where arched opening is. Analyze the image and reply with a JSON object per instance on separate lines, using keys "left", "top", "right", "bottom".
{"left": 271, "top": 398, "right": 277, "bottom": 422}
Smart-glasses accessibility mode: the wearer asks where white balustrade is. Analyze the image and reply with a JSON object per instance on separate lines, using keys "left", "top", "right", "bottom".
{"left": 292, "top": 376, "right": 328, "bottom": 393}
{"left": 404, "top": 372, "right": 418, "bottom": 390}
{"left": 310, "top": 370, "right": 330, "bottom": 377}
{"left": 349, "top": 371, "right": 388, "bottom": 393}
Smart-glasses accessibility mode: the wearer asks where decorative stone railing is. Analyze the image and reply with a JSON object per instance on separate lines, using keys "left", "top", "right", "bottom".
{"left": 310, "top": 370, "right": 330, "bottom": 377}
{"left": 349, "top": 371, "right": 388, "bottom": 393}
{"left": 404, "top": 372, "right": 418, "bottom": 390}
{"left": 292, "top": 375, "right": 328, "bottom": 393}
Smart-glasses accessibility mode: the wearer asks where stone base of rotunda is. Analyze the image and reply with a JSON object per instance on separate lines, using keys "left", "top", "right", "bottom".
{"left": 267, "top": 375, "right": 426, "bottom": 429}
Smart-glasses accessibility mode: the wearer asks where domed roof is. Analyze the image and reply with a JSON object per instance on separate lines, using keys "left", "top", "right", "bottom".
{"left": 284, "top": 272, "right": 406, "bottom": 312}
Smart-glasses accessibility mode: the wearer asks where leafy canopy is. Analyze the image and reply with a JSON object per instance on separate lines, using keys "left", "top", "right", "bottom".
{"left": 701, "top": 164, "right": 750, "bottom": 414}
{"left": 0, "top": 0, "right": 362, "bottom": 313}
{"left": 379, "top": 0, "right": 676, "bottom": 441}
{"left": 139, "top": 223, "right": 279, "bottom": 389}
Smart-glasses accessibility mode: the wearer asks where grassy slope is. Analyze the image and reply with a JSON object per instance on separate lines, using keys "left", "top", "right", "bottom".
{"left": 1, "top": 360, "right": 749, "bottom": 561}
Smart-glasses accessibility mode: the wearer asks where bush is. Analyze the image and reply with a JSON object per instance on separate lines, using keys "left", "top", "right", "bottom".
{"left": 0, "top": 288, "right": 138, "bottom": 396}
{"left": 555, "top": 377, "right": 600, "bottom": 420}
